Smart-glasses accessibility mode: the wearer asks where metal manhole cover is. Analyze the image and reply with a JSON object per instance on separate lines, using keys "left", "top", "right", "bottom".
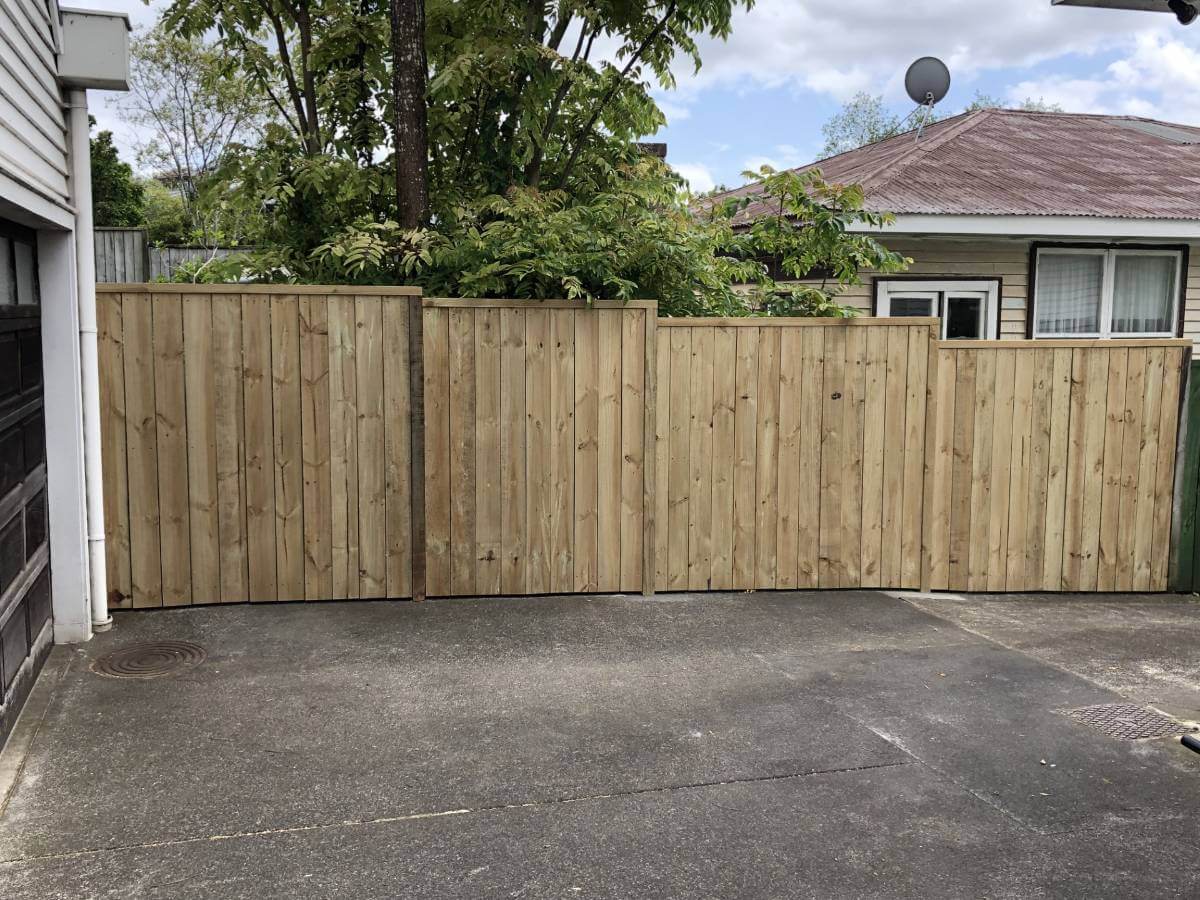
{"left": 91, "top": 641, "right": 207, "bottom": 679}
{"left": 1063, "top": 703, "right": 1192, "bottom": 741}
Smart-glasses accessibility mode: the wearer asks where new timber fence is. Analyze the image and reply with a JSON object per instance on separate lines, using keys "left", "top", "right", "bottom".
{"left": 96, "top": 285, "right": 1193, "bottom": 607}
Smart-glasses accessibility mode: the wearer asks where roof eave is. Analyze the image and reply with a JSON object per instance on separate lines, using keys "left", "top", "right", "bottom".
{"left": 849, "top": 213, "right": 1200, "bottom": 241}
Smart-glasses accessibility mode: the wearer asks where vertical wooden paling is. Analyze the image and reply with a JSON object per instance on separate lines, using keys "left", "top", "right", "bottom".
{"left": 639, "top": 309, "right": 656, "bottom": 596}
{"left": 878, "top": 327, "right": 907, "bottom": 588}
{"left": 355, "top": 297, "right": 386, "bottom": 598}
{"left": 1152, "top": 347, "right": 1183, "bottom": 589}
{"left": 474, "top": 307, "right": 502, "bottom": 595}
{"left": 1061, "top": 349, "right": 1088, "bottom": 590}
{"left": 653, "top": 324, "right": 670, "bottom": 591}
{"left": 1115, "top": 348, "right": 1145, "bottom": 592}
{"left": 921, "top": 332, "right": 949, "bottom": 591}
{"left": 1042, "top": 348, "right": 1073, "bottom": 590}
{"left": 300, "top": 295, "right": 333, "bottom": 601}
{"left": 97, "top": 292, "right": 132, "bottom": 607}
{"left": 122, "top": 291, "right": 162, "bottom": 606}
{"left": 840, "top": 327, "right": 866, "bottom": 586}
{"left": 597, "top": 310, "right": 622, "bottom": 592}
{"left": 1023, "top": 350, "right": 1054, "bottom": 589}
{"left": 859, "top": 327, "right": 887, "bottom": 588}
{"left": 271, "top": 294, "right": 305, "bottom": 601}
{"left": 985, "top": 349, "right": 1015, "bottom": 592}
{"left": 383, "top": 297, "right": 415, "bottom": 599}
{"left": 947, "top": 349, "right": 976, "bottom": 592}
{"left": 687, "top": 326, "right": 715, "bottom": 590}
{"left": 212, "top": 294, "right": 248, "bottom": 602}
{"left": 819, "top": 327, "right": 845, "bottom": 587}
{"left": 967, "top": 349, "right": 996, "bottom": 591}
{"left": 900, "top": 327, "right": 928, "bottom": 589}
{"left": 525, "top": 308, "right": 552, "bottom": 593}
{"left": 1005, "top": 351, "right": 1035, "bottom": 591}
{"left": 183, "top": 293, "right": 220, "bottom": 604}
{"left": 1134, "top": 348, "right": 1165, "bottom": 590}
{"left": 153, "top": 292, "right": 191, "bottom": 607}
{"left": 775, "top": 328, "right": 804, "bottom": 590}
{"left": 573, "top": 309, "right": 600, "bottom": 593}
{"left": 327, "top": 295, "right": 359, "bottom": 598}
{"left": 708, "top": 325, "right": 737, "bottom": 590}
{"left": 667, "top": 326, "right": 692, "bottom": 590}
{"left": 797, "top": 327, "right": 824, "bottom": 588}
{"left": 500, "top": 308, "right": 528, "bottom": 595}
{"left": 732, "top": 326, "right": 759, "bottom": 590}
{"left": 447, "top": 308, "right": 477, "bottom": 596}
{"left": 550, "top": 309, "right": 576, "bottom": 593}
{"left": 1078, "top": 349, "right": 1110, "bottom": 591}
{"left": 406, "top": 295, "right": 426, "bottom": 601}
{"left": 1096, "top": 349, "right": 1128, "bottom": 591}
{"left": 423, "top": 306, "right": 451, "bottom": 596}
{"left": 621, "top": 309, "right": 647, "bottom": 593}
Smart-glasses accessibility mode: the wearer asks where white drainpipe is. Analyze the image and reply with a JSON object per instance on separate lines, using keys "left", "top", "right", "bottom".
{"left": 66, "top": 88, "right": 111, "bottom": 632}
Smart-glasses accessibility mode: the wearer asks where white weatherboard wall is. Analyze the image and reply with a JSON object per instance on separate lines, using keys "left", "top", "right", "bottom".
{"left": 0, "top": 0, "right": 71, "bottom": 220}
{"left": 795, "top": 236, "right": 1200, "bottom": 348}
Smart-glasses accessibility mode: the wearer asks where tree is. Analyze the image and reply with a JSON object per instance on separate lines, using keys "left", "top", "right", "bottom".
{"left": 90, "top": 124, "right": 144, "bottom": 227}
{"left": 392, "top": 0, "right": 430, "bottom": 226}
{"left": 120, "top": 25, "right": 268, "bottom": 243}
{"left": 820, "top": 93, "right": 908, "bottom": 157}
{"left": 964, "top": 90, "right": 1064, "bottom": 112}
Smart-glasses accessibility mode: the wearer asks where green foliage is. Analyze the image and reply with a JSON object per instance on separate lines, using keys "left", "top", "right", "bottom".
{"left": 153, "top": 0, "right": 907, "bottom": 316}
{"left": 90, "top": 126, "right": 144, "bottom": 227}
{"left": 820, "top": 93, "right": 910, "bottom": 157}
{"left": 141, "top": 180, "right": 189, "bottom": 244}
{"left": 964, "top": 91, "right": 1065, "bottom": 112}
{"left": 714, "top": 166, "right": 911, "bottom": 316}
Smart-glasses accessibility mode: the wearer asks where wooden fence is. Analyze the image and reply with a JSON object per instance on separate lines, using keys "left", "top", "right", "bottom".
{"left": 97, "top": 285, "right": 1192, "bottom": 606}
{"left": 94, "top": 228, "right": 257, "bottom": 282}
{"left": 98, "top": 285, "right": 419, "bottom": 608}
{"left": 422, "top": 300, "right": 654, "bottom": 596}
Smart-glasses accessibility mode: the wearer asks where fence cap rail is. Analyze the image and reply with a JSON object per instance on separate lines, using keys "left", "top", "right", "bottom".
{"left": 422, "top": 297, "right": 655, "bottom": 309}
{"left": 658, "top": 316, "right": 940, "bottom": 327}
{"left": 940, "top": 338, "right": 1192, "bottom": 349}
{"left": 96, "top": 283, "right": 423, "bottom": 296}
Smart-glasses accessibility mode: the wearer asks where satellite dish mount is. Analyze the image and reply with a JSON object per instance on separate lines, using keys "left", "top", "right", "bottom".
{"left": 904, "top": 57, "right": 951, "bottom": 141}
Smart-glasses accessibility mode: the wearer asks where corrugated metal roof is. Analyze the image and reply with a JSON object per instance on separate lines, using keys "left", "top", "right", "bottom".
{"left": 704, "top": 109, "right": 1200, "bottom": 225}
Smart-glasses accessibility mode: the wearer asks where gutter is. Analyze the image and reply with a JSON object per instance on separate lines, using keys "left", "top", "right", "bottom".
{"left": 65, "top": 88, "right": 111, "bottom": 632}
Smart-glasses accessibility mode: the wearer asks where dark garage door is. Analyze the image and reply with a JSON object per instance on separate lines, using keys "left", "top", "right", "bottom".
{"left": 0, "top": 220, "right": 49, "bottom": 746}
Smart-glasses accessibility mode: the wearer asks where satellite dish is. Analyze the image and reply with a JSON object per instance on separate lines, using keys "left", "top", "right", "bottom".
{"left": 905, "top": 57, "right": 951, "bottom": 106}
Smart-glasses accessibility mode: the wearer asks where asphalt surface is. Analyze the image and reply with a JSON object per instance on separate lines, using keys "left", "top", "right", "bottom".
{"left": 1, "top": 589, "right": 1198, "bottom": 898}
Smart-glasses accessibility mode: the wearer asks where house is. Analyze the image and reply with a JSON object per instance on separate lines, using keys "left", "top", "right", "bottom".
{"left": 711, "top": 108, "right": 1200, "bottom": 346}
{"left": 0, "top": 4, "right": 129, "bottom": 745}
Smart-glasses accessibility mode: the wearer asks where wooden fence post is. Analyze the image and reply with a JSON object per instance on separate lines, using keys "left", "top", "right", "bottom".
{"left": 408, "top": 294, "right": 427, "bottom": 601}
{"left": 642, "top": 305, "right": 658, "bottom": 596}
{"left": 1169, "top": 348, "right": 1197, "bottom": 592}
{"left": 920, "top": 324, "right": 941, "bottom": 592}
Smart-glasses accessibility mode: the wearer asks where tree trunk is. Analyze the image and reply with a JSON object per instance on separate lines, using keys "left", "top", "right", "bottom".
{"left": 391, "top": 0, "right": 429, "bottom": 228}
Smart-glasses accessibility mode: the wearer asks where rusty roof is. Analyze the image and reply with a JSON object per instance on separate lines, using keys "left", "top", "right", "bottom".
{"left": 706, "top": 108, "right": 1200, "bottom": 225}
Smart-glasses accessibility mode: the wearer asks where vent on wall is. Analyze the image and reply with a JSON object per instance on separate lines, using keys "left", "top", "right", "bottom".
{"left": 1108, "top": 119, "right": 1200, "bottom": 145}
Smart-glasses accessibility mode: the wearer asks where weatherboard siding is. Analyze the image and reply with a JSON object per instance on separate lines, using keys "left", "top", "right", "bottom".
{"left": 788, "top": 237, "right": 1200, "bottom": 349}
{"left": 0, "top": 0, "right": 69, "bottom": 210}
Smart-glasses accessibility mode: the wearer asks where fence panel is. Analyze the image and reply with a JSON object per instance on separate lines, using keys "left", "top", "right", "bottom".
{"left": 924, "top": 340, "right": 1189, "bottom": 593}
{"left": 653, "top": 318, "right": 938, "bottom": 592}
{"left": 97, "top": 284, "right": 419, "bottom": 607}
{"left": 98, "top": 288, "right": 1192, "bottom": 605}
{"left": 421, "top": 299, "right": 655, "bottom": 597}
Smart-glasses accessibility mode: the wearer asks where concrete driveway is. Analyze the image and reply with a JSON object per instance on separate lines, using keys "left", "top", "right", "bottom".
{"left": 1, "top": 590, "right": 1199, "bottom": 899}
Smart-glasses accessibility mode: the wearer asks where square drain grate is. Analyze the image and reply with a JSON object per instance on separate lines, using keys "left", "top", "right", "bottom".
{"left": 1063, "top": 703, "right": 1192, "bottom": 741}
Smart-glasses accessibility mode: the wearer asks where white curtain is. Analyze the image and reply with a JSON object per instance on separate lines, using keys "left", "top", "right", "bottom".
{"left": 1037, "top": 253, "right": 1102, "bottom": 334}
{"left": 1112, "top": 255, "right": 1175, "bottom": 334}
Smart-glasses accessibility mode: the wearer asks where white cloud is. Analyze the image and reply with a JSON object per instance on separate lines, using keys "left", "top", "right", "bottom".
{"left": 673, "top": 162, "right": 716, "bottom": 193}
{"left": 661, "top": 0, "right": 1182, "bottom": 119}
{"left": 1009, "top": 33, "right": 1200, "bottom": 123}
{"left": 741, "top": 144, "right": 812, "bottom": 174}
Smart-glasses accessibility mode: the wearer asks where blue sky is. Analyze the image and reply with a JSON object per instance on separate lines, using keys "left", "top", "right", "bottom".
{"left": 83, "top": 0, "right": 1200, "bottom": 193}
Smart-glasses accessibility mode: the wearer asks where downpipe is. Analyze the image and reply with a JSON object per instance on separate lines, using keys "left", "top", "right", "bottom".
{"left": 66, "top": 88, "right": 111, "bottom": 632}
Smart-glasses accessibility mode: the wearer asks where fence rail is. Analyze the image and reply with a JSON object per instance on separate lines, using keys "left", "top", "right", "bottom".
{"left": 96, "top": 285, "right": 1193, "bottom": 607}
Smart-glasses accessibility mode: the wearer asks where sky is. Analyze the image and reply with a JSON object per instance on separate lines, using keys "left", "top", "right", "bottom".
{"left": 81, "top": 0, "right": 1200, "bottom": 194}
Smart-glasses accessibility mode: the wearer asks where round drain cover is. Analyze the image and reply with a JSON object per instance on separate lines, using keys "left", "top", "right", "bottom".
{"left": 91, "top": 641, "right": 206, "bottom": 679}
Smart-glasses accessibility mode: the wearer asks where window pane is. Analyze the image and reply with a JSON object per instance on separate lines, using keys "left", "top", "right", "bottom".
{"left": 1037, "top": 253, "right": 1102, "bottom": 334}
{"left": 1112, "top": 254, "right": 1176, "bottom": 334}
{"left": 888, "top": 296, "right": 935, "bottom": 317}
{"left": 0, "top": 239, "right": 13, "bottom": 306}
{"left": 13, "top": 241, "right": 36, "bottom": 306}
{"left": 945, "top": 295, "right": 983, "bottom": 339}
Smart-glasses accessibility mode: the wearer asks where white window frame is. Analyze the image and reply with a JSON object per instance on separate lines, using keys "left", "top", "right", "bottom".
{"left": 875, "top": 279, "right": 1000, "bottom": 340}
{"left": 1032, "top": 247, "right": 1182, "bottom": 340}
